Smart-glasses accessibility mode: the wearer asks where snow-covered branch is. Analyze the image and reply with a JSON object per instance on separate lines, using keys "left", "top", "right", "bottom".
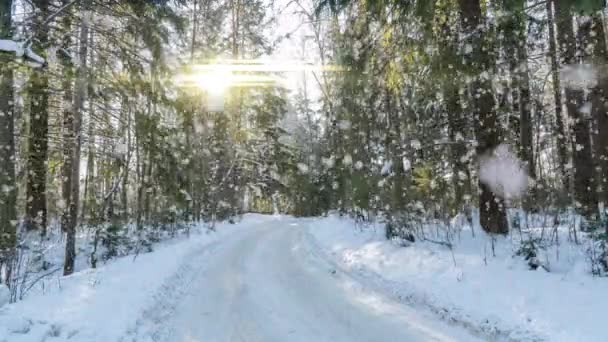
{"left": 0, "top": 40, "right": 45, "bottom": 68}
{"left": 0, "top": 0, "right": 80, "bottom": 68}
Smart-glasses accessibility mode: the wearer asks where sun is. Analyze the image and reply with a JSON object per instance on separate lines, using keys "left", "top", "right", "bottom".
{"left": 174, "top": 59, "right": 343, "bottom": 111}
{"left": 194, "top": 70, "right": 233, "bottom": 96}
{"left": 177, "top": 58, "right": 342, "bottom": 93}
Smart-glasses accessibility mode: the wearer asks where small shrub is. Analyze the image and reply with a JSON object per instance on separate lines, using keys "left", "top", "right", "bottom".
{"left": 385, "top": 216, "right": 416, "bottom": 244}
{"left": 100, "top": 223, "right": 132, "bottom": 262}
{"left": 587, "top": 232, "right": 608, "bottom": 276}
{"left": 515, "top": 238, "right": 545, "bottom": 271}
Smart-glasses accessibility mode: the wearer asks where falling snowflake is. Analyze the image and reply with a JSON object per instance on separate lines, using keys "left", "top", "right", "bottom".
{"left": 381, "top": 161, "right": 392, "bottom": 175}
{"left": 561, "top": 64, "right": 597, "bottom": 89}
{"left": 343, "top": 154, "right": 353, "bottom": 166}
{"left": 478, "top": 144, "right": 529, "bottom": 199}
{"left": 297, "top": 163, "right": 310, "bottom": 174}
{"left": 410, "top": 139, "right": 421, "bottom": 150}
{"left": 337, "top": 120, "right": 351, "bottom": 130}
{"left": 402, "top": 158, "right": 411, "bottom": 171}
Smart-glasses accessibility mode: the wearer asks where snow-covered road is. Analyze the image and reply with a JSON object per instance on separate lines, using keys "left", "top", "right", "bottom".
{"left": 151, "top": 218, "right": 480, "bottom": 342}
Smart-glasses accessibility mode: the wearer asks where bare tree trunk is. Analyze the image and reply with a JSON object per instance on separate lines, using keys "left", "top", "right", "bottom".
{"left": 546, "top": 0, "right": 569, "bottom": 185}
{"left": 0, "top": 0, "right": 17, "bottom": 280}
{"left": 384, "top": 90, "right": 404, "bottom": 216}
{"left": 60, "top": 0, "right": 74, "bottom": 235}
{"left": 458, "top": 0, "right": 508, "bottom": 234}
{"left": 437, "top": 5, "right": 470, "bottom": 213}
{"left": 135, "top": 117, "right": 143, "bottom": 230}
{"left": 64, "top": 1, "right": 89, "bottom": 275}
{"left": 555, "top": 0, "right": 598, "bottom": 219}
{"left": 501, "top": 0, "right": 521, "bottom": 135}
{"left": 121, "top": 98, "right": 131, "bottom": 220}
{"left": 502, "top": 0, "right": 535, "bottom": 209}
{"left": 136, "top": 95, "right": 151, "bottom": 230}
{"left": 588, "top": 15, "right": 608, "bottom": 208}
{"left": 81, "top": 101, "right": 95, "bottom": 223}
{"left": 515, "top": 12, "right": 535, "bottom": 182}
{"left": 191, "top": 0, "right": 198, "bottom": 61}
{"left": 25, "top": 0, "right": 51, "bottom": 236}
{"left": 143, "top": 145, "right": 153, "bottom": 222}
{"left": 446, "top": 85, "right": 469, "bottom": 211}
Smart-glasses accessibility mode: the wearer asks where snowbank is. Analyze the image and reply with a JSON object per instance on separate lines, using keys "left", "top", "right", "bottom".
{"left": 307, "top": 215, "right": 607, "bottom": 342}
{"left": 0, "top": 215, "right": 272, "bottom": 342}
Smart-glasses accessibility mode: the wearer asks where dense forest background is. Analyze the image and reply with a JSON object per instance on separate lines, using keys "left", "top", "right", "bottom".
{"left": 1, "top": 0, "right": 608, "bottom": 291}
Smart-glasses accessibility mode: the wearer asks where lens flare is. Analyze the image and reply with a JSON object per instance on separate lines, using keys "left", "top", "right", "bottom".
{"left": 174, "top": 59, "right": 343, "bottom": 111}
{"left": 176, "top": 58, "right": 343, "bottom": 93}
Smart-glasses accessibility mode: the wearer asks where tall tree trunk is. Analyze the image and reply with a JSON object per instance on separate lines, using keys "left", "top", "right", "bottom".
{"left": 191, "top": 0, "right": 198, "bottom": 61}
{"left": 458, "top": 0, "right": 508, "bottom": 234}
{"left": 143, "top": 92, "right": 155, "bottom": 223}
{"left": 81, "top": 101, "right": 95, "bottom": 223}
{"left": 60, "top": 0, "right": 74, "bottom": 234}
{"left": 438, "top": 6, "right": 470, "bottom": 213}
{"left": 588, "top": 15, "right": 608, "bottom": 208}
{"left": 546, "top": 0, "right": 569, "bottom": 186}
{"left": 64, "top": 1, "right": 89, "bottom": 275}
{"left": 502, "top": 0, "right": 535, "bottom": 208}
{"left": 25, "top": 0, "right": 51, "bottom": 236}
{"left": 514, "top": 9, "right": 535, "bottom": 179}
{"left": 0, "top": 0, "right": 17, "bottom": 278}
{"left": 121, "top": 98, "right": 131, "bottom": 220}
{"left": 135, "top": 118, "right": 143, "bottom": 230}
{"left": 446, "top": 85, "right": 469, "bottom": 211}
{"left": 385, "top": 90, "right": 404, "bottom": 216}
{"left": 555, "top": 0, "right": 598, "bottom": 219}
{"left": 501, "top": 0, "right": 521, "bottom": 137}
{"left": 143, "top": 144, "right": 153, "bottom": 222}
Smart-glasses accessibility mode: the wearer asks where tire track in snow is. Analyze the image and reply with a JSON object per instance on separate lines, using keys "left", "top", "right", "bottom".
{"left": 302, "top": 227, "right": 545, "bottom": 342}
{"left": 120, "top": 233, "right": 227, "bottom": 342}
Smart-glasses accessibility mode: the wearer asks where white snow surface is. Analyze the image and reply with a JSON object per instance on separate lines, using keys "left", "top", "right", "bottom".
{"left": 308, "top": 215, "right": 608, "bottom": 342}
{"left": 3, "top": 214, "right": 605, "bottom": 342}
{"left": 153, "top": 217, "right": 479, "bottom": 342}
{"left": 0, "top": 215, "right": 480, "bottom": 342}
{"left": 0, "top": 218, "right": 249, "bottom": 342}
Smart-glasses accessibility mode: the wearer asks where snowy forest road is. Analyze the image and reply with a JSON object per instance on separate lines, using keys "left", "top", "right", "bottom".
{"left": 153, "top": 219, "right": 481, "bottom": 342}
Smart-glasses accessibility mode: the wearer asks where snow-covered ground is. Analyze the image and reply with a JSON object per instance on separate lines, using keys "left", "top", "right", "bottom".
{"left": 2, "top": 214, "right": 604, "bottom": 341}
{"left": 0, "top": 214, "right": 481, "bottom": 342}
{"left": 306, "top": 215, "right": 608, "bottom": 342}
{"left": 0, "top": 216, "right": 265, "bottom": 342}
{"left": 150, "top": 217, "right": 479, "bottom": 342}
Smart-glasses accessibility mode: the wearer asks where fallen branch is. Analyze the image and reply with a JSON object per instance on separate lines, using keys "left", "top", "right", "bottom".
{"left": 423, "top": 237, "right": 453, "bottom": 249}
{"left": 21, "top": 267, "right": 62, "bottom": 300}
